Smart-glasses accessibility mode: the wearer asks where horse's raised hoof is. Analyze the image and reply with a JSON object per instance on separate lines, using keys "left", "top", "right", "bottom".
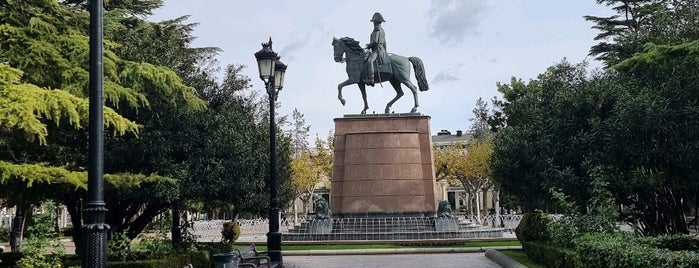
{"left": 339, "top": 98, "right": 346, "bottom": 106}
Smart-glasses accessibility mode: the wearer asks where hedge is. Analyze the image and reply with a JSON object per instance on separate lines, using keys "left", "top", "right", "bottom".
{"left": 574, "top": 233, "right": 699, "bottom": 268}
{"left": 2, "top": 250, "right": 211, "bottom": 268}
{"left": 522, "top": 241, "right": 580, "bottom": 268}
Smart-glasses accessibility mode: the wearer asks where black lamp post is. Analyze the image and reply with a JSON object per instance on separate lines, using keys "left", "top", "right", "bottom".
{"left": 83, "top": 0, "right": 109, "bottom": 267}
{"left": 254, "top": 37, "right": 287, "bottom": 266}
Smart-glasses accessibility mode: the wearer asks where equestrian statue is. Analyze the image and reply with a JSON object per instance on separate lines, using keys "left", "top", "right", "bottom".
{"left": 332, "top": 12, "right": 429, "bottom": 114}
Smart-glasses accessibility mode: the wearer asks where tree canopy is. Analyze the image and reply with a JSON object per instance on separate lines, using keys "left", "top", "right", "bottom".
{"left": 0, "top": 0, "right": 294, "bottom": 255}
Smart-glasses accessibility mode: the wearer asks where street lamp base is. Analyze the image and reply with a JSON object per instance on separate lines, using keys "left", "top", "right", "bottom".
{"left": 266, "top": 231, "right": 283, "bottom": 266}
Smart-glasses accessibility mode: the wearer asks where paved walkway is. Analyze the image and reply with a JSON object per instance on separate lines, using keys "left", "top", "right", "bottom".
{"left": 283, "top": 253, "right": 500, "bottom": 268}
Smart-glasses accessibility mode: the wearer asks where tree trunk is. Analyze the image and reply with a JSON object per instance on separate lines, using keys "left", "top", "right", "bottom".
{"left": 476, "top": 190, "right": 482, "bottom": 224}
{"left": 637, "top": 187, "right": 688, "bottom": 235}
{"left": 293, "top": 197, "right": 298, "bottom": 225}
{"left": 494, "top": 189, "right": 501, "bottom": 227}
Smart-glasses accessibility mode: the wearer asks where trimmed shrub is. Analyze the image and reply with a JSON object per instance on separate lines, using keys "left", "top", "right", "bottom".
{"left": 574, "top": 233, "right": 699, "bottom": 268}
{"left": 60, "top": 250, "right": 211, "bottom": 268}
{"left": 523, "top": 241, "right": 580, "bottom": 268}
{"left": 653, "top": 234, "right": 699, "bottom": 251}
{"left": 221, "top": 221, "right": 240, "bottom": 243}
{"left": 515, "top": 210, "right": 551, "bottom": 243}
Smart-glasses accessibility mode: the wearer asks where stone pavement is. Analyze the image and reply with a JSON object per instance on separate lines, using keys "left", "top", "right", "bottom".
{"left": 283, "top": 253, "right": 501, "bottom": 268}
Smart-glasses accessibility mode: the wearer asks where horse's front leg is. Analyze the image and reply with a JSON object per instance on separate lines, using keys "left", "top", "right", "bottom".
{"left": 359, "top": 84, "right": 368, "bottom": 114}
{"left": 337, "top": 80, "right": 353, "bottom": 106}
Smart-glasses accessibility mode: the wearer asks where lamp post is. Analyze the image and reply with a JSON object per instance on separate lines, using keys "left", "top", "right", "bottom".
{"left": 83, "top": 0, "right": 109, "bottom": 267}
{"left": 254, "top": 37, "right": 287, "bottom": 265}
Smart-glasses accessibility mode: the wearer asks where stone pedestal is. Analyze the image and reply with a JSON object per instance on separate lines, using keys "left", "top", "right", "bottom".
{"left": 309, "top": 219, "right": 333, "bottom": 234}
{"left": 331, "top": 114, "right": 438, "bottom": 217}
{"left": 434, "top": 218, "right": 459, "bottom": 231}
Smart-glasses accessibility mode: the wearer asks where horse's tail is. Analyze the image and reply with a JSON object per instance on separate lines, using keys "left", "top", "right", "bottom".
{"left": 409, "top": 57, "right": 429, "bottom": 91}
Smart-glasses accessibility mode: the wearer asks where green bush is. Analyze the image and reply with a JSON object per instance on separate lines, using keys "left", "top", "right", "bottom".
{"left": 574, "top": 233, "right": 699, "bottom": 268}
{"left": 221, "top": 221, "right": 240, "bottom": 243}
{"left": 652, "top": 234, "right": 699, "bottom": 251}
{"left": 0, "top": 228, "right": 9, "bottom": 243}
{"left": 131, "top": 233, "right": 173, "bottom": 259}
{"left": 219, "top": 221, "right": 240, "bottom": 252}
{"left": 515, "top": 210, "right": 551, "bottom": 243}
{"left": 0, "top": 252, "right": 23, "bottom": 266}
{"left": 17, "top": 202, "right": 65, "bottom": 268}
{"left": 59, "top": 250, "right": 211, "bottom": 268}
{"left": 522, "top": 241, "right": 580, "bottom": 268}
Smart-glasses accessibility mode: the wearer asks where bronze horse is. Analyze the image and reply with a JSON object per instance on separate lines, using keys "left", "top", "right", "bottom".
{"left": 332, "top": 37, "right": 429, "bottom": 114}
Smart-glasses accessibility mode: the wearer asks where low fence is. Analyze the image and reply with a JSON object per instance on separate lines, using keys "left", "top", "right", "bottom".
{"left": 190, "top": 214, "right": 523, "bottom": 243}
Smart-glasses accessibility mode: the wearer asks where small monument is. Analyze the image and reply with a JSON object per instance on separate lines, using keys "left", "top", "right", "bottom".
{"left": 435, "top": 200, "right": 459, "bottom": 231}
{"left": 309, "top": 198, "right": 333, "bottom": 234}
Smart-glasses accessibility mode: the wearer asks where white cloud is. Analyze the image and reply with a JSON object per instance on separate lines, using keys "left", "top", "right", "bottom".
{"left": 428, "top": 0, "right": 491, "bottom": 45}
{"left": 432, "top": 69, "right": 459, "bottom": 84}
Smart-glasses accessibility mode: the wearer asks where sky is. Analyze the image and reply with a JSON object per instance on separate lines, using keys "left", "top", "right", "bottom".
{"left": 149, "top": 0, "right": 614, "bottom": 138}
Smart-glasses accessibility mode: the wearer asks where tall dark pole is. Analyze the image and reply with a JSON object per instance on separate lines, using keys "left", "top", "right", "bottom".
{"left": 266, "top": 82, "right": 283, "bottom": 265}
{"left": 83, "top": 0, "right": 109, "bottom": 267}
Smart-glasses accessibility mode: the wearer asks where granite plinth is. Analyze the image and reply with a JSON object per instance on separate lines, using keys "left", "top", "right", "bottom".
{"left": 331, "top": 114, "right": 438, "bottom": 216}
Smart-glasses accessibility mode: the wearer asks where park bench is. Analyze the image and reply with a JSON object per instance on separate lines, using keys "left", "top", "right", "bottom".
{"left": 237, "top": 244, "right": 279, "bottom": 268}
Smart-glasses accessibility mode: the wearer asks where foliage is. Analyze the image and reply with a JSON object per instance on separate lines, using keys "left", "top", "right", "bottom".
{"left": 499, "top": 250, "right": 544, "bottom": 268}
{"left": 108, "top": 232, "right": 132, "bottom": 262}
{"left": 490, "top": 51, "right": 698, "bottom": 234}
{"left": 574, "top": 232, "right": 699, "bottom": 268}
{"left": 107, "top": 232, "right": 131, "bottom": 261}
{"left": 0, "top": 64, "right": 139, "bottom": 144}
{"left": 0, "top": 0, "right": 206, "bottom": 256}
{"left": 546, "top": 174, "right": 619, "bottom": 247}
{"left": 182, "top": 64, "right": 294, "bottom": 220}
{"left": 468, "top": 97, "right": 493, "bottom": 141}
{"left": 290, "top": 134, "right": 332, "bottom": 213}
{"left": 515, "top": 211, "right": 551, "bottom": 243}
{"left": 651, "top": 234, "right": 699, "bottom": 251}
{"left": 288, "top": 109, "right": 311, "bottom": 157}
{"left": 131, "top": 232, "right": 173, "bottom": 260}
{"left": 63, "top": 250, "right": 211, "bottom": 268}
{"left": 0, "top": 227, "right": 9, "bottom": 243}
{"left": 17, "top": 201, "right": 64, "bottom": 268}
{"left": 522, "top": 242, "right": 580, "bottom": 268}
{"left": 434, "top": 138, "right": 493, "bottom": 218}
{"left": 585, "top": 0, "right": 699, "bottom": 67}
{"left": 523, "top": 232, "right": 699, "bottom": 268}
{"left": 221, "top": 221, "right": 241, "bottom": 245}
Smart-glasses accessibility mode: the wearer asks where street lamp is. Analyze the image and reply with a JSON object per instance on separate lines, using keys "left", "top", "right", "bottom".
{"left": 83, "top": 0, "right": 109, "bottom": 267}
{"left": 254, "top": 37, "right": 287, "bottom": 266}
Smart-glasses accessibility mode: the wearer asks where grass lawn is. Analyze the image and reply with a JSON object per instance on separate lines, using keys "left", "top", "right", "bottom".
{"left": 499, "top": 249, "right": 542, "bottom": 268}
{"left": 250, "top": 240, "right": 521, "bottom": 251}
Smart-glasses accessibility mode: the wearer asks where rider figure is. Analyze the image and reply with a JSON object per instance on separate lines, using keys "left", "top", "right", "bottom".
{"left": 365, "top": 12, "right": 387, "bottom": 86}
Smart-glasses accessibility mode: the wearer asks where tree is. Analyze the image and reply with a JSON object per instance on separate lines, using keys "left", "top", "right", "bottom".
{"left": 490, "top": 50, "right": 699, "bottom": 235}
{"left": 490, "top": 60, "right": 600, "bottom": 212}
{"left": 289, "top": 133, "right": 332, "bottom": 220}
{"left": 182, "top": 64, "right": 294, "bottom": 221}
{"left": 585, "top": 0, "right": 699, "bottom": 67}
{"left": 469, "top": 97, "right": 492, "bottom": 142}
{"left": 0, "top": 0, "right": 204, "bottom": 254}
{"left": 288, "top": 109, "right": 311, "bottom": 157}
{"left": 434, "top": 139, "right": 492, "bottom": 221}
{"left": 603, "top": 41, "right": 699, "bottom": 235}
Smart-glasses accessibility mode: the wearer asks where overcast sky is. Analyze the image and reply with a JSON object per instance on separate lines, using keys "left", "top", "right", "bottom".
{"left": 150, "top": 0, "right": 613, "bottom": 138}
